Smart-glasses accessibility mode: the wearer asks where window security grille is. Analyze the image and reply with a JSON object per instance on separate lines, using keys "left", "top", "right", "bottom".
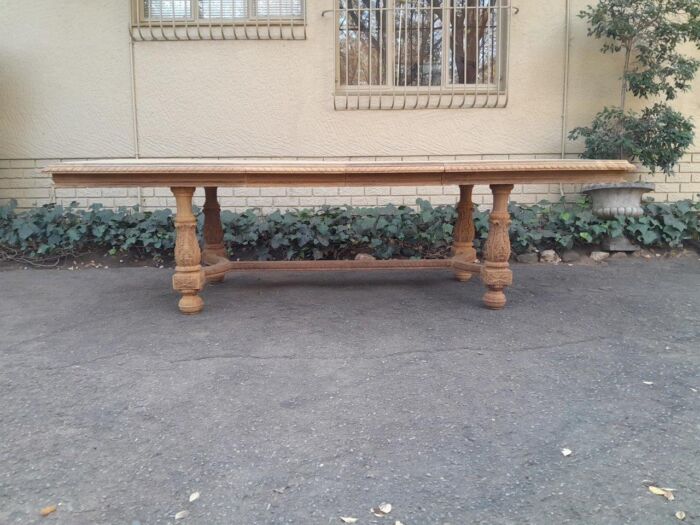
{"left": 131, "top": 0, "right": 306, "bottom": 40}
{"left": 334, "top": 0, "right": 510, "bottom": 110}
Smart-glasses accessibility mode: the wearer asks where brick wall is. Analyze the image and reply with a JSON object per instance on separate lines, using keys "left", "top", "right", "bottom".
{"left": 1, "top": 154, "right": 699, "bottom": 212}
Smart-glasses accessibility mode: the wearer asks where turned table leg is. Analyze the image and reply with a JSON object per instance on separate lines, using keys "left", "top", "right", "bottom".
{"left": 481, "top": 184, "right": 514, "bottom": 310}
{"left": 171, "top": 187, "right": 205, "bottom": 314}
{"left": 452, "top": 185, "right": 477, "bottom": 282}
{"left": 203, "top": 187, "right": 226, "bottom": 283}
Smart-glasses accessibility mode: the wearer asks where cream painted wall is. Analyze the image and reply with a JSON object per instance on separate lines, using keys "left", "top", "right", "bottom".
{"left": 0, "top": 0, "right": 135, "bottom": 158}
{"left": 134, "top": 0, "right": 568, "bottom": 157}
{"left": 1, "top": 0, "right": 699, "bottom": 211}
{"left": 3, "top": 0, "right": 696, "bottom": 161}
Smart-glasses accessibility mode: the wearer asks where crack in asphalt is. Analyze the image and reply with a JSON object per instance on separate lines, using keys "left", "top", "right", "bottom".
{"left": 4, "top": 336, "right": 613, "bottom": 371}
{"left": 166, "top": 336, "right": 610, "bottom": 364}
{"left": 2, "top": 336, "right": 628, "bottom": 376}
{"left": 35, "top": 351, "right": 134, "bottom": 370}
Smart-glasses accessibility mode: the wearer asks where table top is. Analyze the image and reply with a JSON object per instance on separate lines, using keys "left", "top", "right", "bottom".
{"left": 44, "top": 158, "right": 636, "bottom": 187}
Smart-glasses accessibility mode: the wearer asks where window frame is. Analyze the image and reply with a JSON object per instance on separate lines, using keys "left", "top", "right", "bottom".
{"left": 334, "top": 0, "right": 509, "bottom": 99}
{"left": 133, "top": 0, "right": 305, "bottom": 27}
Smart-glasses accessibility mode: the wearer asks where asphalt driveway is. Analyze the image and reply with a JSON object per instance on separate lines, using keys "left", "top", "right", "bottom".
{"left": 1, "top": 257, "right": 699, "bottom": 524}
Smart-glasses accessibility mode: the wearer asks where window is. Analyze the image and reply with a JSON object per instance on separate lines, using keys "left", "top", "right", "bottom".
{"left": 335, "top": 0, "right": 510, "bottom": 109}
{"left": 132, "top": 0, "right": 306, "bottom": 40}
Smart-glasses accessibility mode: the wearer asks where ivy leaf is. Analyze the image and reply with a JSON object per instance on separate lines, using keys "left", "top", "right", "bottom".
{"left": 297, "top": 231, "right": 313, "bottom": 247}
{"left": 270, "top": 234, "right": 285, "bottom": 249}
{"left": 17, "top": 222, "right": 35, "bottom": 240}
{"left": 66, "top": 228, "right": 82, "bottom": 241}
{"left": 641, "top": 229, "right": 659, "bottom": 245}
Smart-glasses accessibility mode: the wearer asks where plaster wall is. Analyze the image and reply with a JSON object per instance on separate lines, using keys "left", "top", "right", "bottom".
{"left": 0, "top": 0, "right": 698, "bottom": 209}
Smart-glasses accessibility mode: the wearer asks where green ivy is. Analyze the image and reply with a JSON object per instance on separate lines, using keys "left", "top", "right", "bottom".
{"left": 1, "top": 198, "right": 698, "bottom": 264}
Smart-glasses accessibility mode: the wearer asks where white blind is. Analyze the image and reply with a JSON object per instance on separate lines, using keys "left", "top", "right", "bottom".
{"left": 255, "top": 0, "right": 303, "bottom": 17}
{"left": 144, "top": 0, "right": 303, "bottom": 19}
{"left": 199, "top": 0, "right": 247, "bottom": 18}
{"left": 145, "top": 0, "right": 192, "bottom": 19}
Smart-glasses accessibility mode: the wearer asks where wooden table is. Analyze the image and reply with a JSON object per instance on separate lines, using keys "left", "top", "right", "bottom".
{"left": 45, "top": 159, "right": 635, "bottom": 314}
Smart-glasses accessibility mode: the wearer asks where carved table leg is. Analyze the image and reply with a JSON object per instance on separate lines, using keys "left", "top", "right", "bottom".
{"left": 452, "top": 185, "right": 477, "bottom": 282}
{"left": 203, "top": 187, "right": 226, "bottom": 283}
{"left": 481, "top": 184, "right": 514, "bottom": 310}
{"left": 171, "top": 187, "right": 205, "bottom": 314}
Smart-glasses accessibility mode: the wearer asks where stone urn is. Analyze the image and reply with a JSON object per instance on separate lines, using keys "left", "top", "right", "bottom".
{"left": 581, "top": 182, "right": 655, "bottom": 219}
{"left": 581, "top": 182, "right": 655, "bottom": 251}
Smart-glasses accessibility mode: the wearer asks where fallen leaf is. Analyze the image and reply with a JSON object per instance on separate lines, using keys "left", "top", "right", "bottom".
{"left": 189, "top": 491, "right": 200, "bottom": 503}
{"left": 371, "top": 502, "right": 392, "bottom": 516}
{"left": 39, "top": 505, "right": 57, "bottom": 517}
{"left": 675, "top": 511, "right": 686, "bottom": 521}
{"left": 340, "top": 518, "right": 358, "bottom": 524}
{"left": 175, "top": 510, "right": 189, "bottom": 520}
{"left": 648, "top": 486, "right": 674, "bottom": 501}
{"left": 561, "top": 448, "right": 572, "bottom": 457}
{"left": 661, "top": 489, "right": 676, "bottom": 501}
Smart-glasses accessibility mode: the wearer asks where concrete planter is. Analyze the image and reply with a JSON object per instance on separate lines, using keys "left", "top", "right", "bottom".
{"left": 582, "top": 182, "right": 655, "bottom": 252}
{"left": 581, "top": 182, "right": 655, "bottom": 219}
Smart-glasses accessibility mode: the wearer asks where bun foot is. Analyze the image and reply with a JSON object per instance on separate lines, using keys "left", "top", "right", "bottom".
{"left": 483, "top": 288, "right": 506, "bottom": 310}
{"left": 178, "top": 294, "right": 204, "bottom": 314}
{"left": 454, "top": 271, "right": 474, "bottom": 282}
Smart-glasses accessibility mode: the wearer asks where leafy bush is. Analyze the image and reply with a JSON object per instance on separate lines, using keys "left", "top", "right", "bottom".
{"left": 569, "top": 104, "right": 695, "bottom": 175}
{"left": 571, "top": 0, "right": 700, "bottom": 173}
{"left": 1, "top": 198, "right": 698, "bottom": 265}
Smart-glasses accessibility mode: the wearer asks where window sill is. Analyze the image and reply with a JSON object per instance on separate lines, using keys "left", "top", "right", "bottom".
{"left": 130, "top": 19, "right": 306, "bottom": 40}
{"left": 333, "top": 91, "right": 509, "bottom": 110}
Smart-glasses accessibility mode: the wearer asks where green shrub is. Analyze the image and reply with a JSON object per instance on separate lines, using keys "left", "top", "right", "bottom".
{"left": 1, "top": 198, "right": 698, "bottom": 265}
{"left": 571, "top": 0, "right": 700, "bottom": 174}
{"left": 569, "top": 104, "right": 695, "bottom": 175}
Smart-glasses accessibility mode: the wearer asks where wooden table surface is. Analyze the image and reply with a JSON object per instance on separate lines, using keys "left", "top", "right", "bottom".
{"left": 44, "top": 159, "right": 635, "bottom": 187}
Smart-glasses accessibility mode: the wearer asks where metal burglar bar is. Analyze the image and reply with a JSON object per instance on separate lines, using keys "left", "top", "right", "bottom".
{"left": 334, "top": 0, "right": 510, "bottom": 110}
{"left": 131, "top": 0, "right": 306, "bottom": 40}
